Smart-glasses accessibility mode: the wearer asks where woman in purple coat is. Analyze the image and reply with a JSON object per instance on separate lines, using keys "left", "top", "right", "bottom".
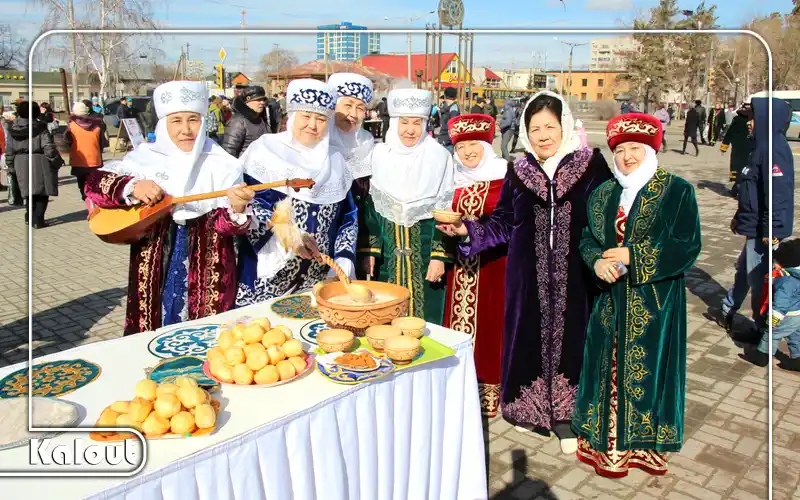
{"left": 438, "top": 91, "right": 611, "bottom": 454}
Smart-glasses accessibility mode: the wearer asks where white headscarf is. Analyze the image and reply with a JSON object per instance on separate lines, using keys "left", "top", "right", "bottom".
{"left": 612, "top": 143, "right": 659, "bottom": 216}
{"left": 519, "top": 90, "right": 582, "bottom": 179}
{"left": 101, "top": 81, "right": 242, "bottom": 223}
{"left": 453, "top": 140, "right": 507, "bottom": 188}
{"left": 370, "top": 89, "right": 454, "bottom": 227}
{"left": 240, "top": 79, "right": 350, "bottom": 205}
{"left": 327, "top": 73, "right": 376, "bottom": 180}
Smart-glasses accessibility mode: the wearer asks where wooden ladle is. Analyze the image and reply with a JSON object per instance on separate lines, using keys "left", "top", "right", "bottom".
{"left": 316, "top": 254, "right": 375, "bottom": 304}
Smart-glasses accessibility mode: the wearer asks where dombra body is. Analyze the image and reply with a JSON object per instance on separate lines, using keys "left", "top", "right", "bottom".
{"left": 88, "top": 178, "right": 315, "bottom": 244}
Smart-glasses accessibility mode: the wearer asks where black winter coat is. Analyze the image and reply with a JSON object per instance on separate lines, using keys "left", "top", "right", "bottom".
{"left": 221, "top": 97, "right": 270, "bottom": 158}
{"left": 5, "top": 118, "right": 64, "bottom": 197}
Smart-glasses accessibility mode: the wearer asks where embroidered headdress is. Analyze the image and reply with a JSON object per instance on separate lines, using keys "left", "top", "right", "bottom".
{"left": 388, "top": 88, "right": 432, "bottom": 118}
{"left": 606, "top": 113, "right": 663, "bottom": 152}
{"left": 153, "top": 80, "right": 208, "bottom": 119}
{"left": 286, "top": 79, "right": 336, "bottom": 116}
{"left": 327, "top": 73, "right": 374, "bottom": 104}
{"left": 448, "top": 113, "right": 495, "bottom": 145}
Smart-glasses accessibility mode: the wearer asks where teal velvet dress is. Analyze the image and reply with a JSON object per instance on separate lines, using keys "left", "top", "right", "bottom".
{"left": 572, "top": 167, "right": 702, "bottom": 477}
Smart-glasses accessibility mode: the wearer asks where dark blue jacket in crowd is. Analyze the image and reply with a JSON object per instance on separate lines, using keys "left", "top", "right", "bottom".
{"left": 734, "top": 97, "right": 795, "bottom": 241}
{"left": 498, "top": 101, "right": 516, "bottom": 132}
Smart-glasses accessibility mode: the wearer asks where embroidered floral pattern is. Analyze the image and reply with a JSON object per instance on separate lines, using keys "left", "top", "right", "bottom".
{"left": 513, "top": 157, "right": 548, "bottom": 199}
{"left": 179, "top": 86, "right": 204, "bottom": 105}
{"left": 502, "top": 373, "right": 577, "bottom": 427}
{"left": 551, "top": 202, "right": 572, "bottom": 372}
{"left": 289, "top": 88, "right": 335, "bottom": 111}
{"left": 632, "top": 239, "right": 660, "bottom": 284}
{"left": 335, "top": 81, "right": 373, "bottom": 103}
{"left": 553, "top": 148, "right": 592, "bottom": 199}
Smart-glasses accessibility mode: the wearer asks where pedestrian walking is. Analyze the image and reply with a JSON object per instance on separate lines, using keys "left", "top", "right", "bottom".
{"left": 694, "top": 100, "right": 707, "bottom": 144}
{"left": 470, "top": 97, "right": 485, "bottom": 114}
{"left": 267, "top": 96, "right": 281, "bottom": 134}
{"left": 487, "top": 97, "right": 498, "bottom": 121}
{"left": 437, "top": 87, "right": 460, "bottom": 153}
{"left": 220, "top": 86, "right": 270, "bottom": 158}
{"left": 377, "top": 96, "right": 390, "bottom": 142}
{"left": 720, "top": 103, "right": 753, "bottom": 197}
{"left": 63, "top": 101, "right": 105, "bottom": 201}
{"left": 712, "top": 104, "right": 726, "bottom": 144}
{"left": 682, "top": 103, "right": 700, "bottom": 156}
{"left": 498, "top": 98, "right": 517, "bottom": 162}
{"left": 654, "top": 102, "right": 670, "bottom": 152}
{"left": 5, "top": 101, "right": 64, "bottom": 228}
{"left": 2, "top": 110, "right": 21, "bottom": 206}
{"left": 722, "top": 97, "right": 795, "bottom": 335}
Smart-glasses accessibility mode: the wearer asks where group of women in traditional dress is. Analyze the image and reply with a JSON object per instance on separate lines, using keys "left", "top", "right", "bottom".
{"left": 85, "top": 76, "right": 701, "bottom": 480}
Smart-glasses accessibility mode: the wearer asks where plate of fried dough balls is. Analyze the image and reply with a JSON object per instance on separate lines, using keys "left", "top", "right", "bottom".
{"left": 203, "top": 317, "right": 314, "bottom": 387}
{"left": 90, "top": 377, "right": 220, "bottom": 441}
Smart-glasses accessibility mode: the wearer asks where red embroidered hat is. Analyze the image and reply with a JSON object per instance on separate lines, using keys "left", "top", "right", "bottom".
{"left": 606, "top": 113, "right": 664, "bottom": 152}
{"left": 448, "top": 114, "right": 495, "bottom": 145}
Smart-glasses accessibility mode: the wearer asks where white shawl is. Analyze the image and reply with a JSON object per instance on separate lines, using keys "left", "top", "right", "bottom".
{"left": 102, "top": 117, "right": 243, "bottom": 223}
{"left": 453, "top": 140, "right": 507, "bottom": 188}
{"left": 612, "top": 144, "right": 659, "bottom": 216}
{"left": 519, "top": 90, "right": 582, "bottom": 179}
{"left": 370, "top": 117, "right": 455, "bottom": 227}
{"left": 330, "top": 124, "right": 375, "bottom": 180}
{"left": 240, "top": 113, "right": 350, "bottom": 205}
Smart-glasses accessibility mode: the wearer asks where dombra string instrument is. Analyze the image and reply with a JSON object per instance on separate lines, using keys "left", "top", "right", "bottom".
{"left": 88, "top": 178, "right": 316, "bottom": 245}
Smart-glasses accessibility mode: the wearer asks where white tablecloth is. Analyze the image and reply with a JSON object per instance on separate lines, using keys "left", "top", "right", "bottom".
{"left": 1, "top": 299, "right": 488, "bottom": 500}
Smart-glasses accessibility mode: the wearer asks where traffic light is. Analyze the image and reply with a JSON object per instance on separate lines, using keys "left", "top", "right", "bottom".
{"left": 708, "top": 67, "right": 715, "bottom": 88}
{"left": 215, "top": 64, "right": 224, "bottom": 89}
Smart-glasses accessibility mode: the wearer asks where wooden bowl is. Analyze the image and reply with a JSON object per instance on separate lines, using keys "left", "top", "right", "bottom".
{"left": 317, "top": 329, "right": 355, "bottom": 353}
{"left": 385, "top": 335, "right": 421, "bottom": 365}
{"left": 365, "top": 325, "right": 401, "bottom": 352}
{"left": 316, "top": 281, "right": 410, "bottom": 336}
{"left": 431, "top": 210, "right": 462, "bottom": 224}
{"left": 391, "top": 316, "right": 426, "bottom": 339}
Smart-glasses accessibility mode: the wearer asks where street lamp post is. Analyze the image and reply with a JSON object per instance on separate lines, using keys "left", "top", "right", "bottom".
{"left": 644, "top": 77, "right": 651, "bottom": 114}
{"left": 733, "top": 77, "right": 740, "bottom": 106}
{"left": 557, "top": 39, "right": 588, "bottom": 102}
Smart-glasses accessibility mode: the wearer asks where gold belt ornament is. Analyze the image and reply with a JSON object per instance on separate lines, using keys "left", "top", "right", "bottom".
{"left": 394, "top": 247, "right": 412, "bottom": 257}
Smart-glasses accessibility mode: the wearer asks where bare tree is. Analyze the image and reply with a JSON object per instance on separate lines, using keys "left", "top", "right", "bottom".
{"left": 256, "top": 46, "right": 299, "bottom": 87}
{"left": 0, "top": 25, "right": 26, "bottom": 69}
{"left": 36, "top": 0, "right": 160, "bottom": 100}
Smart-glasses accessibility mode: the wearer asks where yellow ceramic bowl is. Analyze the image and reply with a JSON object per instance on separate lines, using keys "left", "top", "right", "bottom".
{"left": 431, "top": 210, "right": 462, "bottom": 224}
{"left": 365, "top": 325, "right": 401, "bottom": 352}
{"left": 317, "top": 329, "right": 355, "bottom": 353}
{"left": 391, "top": 316, "right": 426, "bottom": 339}
{"left": 385, "top": 335, "right": 421, "bottom": 365}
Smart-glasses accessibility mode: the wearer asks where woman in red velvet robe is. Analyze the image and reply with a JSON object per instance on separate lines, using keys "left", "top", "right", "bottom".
{"left": 85, "top": 81, "right": 254, "bottom": 336}
{"left": 442, "top": 114, "right": 509, "bottom": 417}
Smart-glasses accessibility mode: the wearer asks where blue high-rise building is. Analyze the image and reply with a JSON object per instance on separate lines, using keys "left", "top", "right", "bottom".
{"left": 316, "top": 22, "right": 380, "bottom": 62}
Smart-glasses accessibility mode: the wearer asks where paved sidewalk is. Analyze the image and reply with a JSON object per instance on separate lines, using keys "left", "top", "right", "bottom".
{"left": 0, "top": 127, "right": 798, "bottom": 498}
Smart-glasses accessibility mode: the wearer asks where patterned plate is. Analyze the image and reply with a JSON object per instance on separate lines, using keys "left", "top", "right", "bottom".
{"left": 0, "top": 359, "right": 102, "bottom": 399}
{"left": 146, "top": 356, "right": 219, "bottom": 389}
{"left": 318, "top": 349, "right": 382, "bottom": 372}
{"left": 316, "top": 355, "right": 394, "bottom": 385}
{"left": 299, "top": 319, "right": 329, "bottom": 346}
{"left": 147, "top": 324, "right": 220, "bottom": 359}
{"left": 271, "top": 294, "right": 319, "bottom": 320}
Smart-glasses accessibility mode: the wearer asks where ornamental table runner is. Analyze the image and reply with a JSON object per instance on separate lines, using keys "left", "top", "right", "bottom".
{"left": 0, "top": 295, "right": 487, "bottom": 500}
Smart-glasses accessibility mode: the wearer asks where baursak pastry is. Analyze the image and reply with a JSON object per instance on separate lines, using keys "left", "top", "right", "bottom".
{"left": 110, "top": 400, "right": 131, "bottom": 414}
{"left": 194, "top": 403, "right": 216, "bottom": 429}
{"left": 217, "top": 330, "right": 235, "bottom": 350}
{"left": 282, "top": 339, "right": 304, "bottom": 357}
{"left": 156, "top": 383, "right": 179, "bottom": 399}
{"left": 135, "top": 379, "right": 158, "bottom": 401}
{"left": 224, "top": 346, "right": 246, "bottom": 365}
{"left": 97, "top": 408, "right": 119, "bottom": 427}
{"left": 141, "top": 412, "right": 171, "bottom": 436}
{"left": 154, "top": 394, "right": 182, "bottom": 420}
{"left": 174, "top": 377, "right": 199, "bottom": 390}
{"left": 243, "top": 324, "right": 265, "bottom": 344}
{"left": 128, "top": 398, "right": 153, "bottom": 422}
{"left": 177, "top": 386, "right": 207, "bottom": 409}
{"left": 115, "top": 413, "right": 141, "bottom": 430}
{"left": 243, "top": 343, "right": 266, "bottom": 358}
{"left": 206, "top": 346, "right": 226, "bottom": 363}
{"left": 288, "top": 356, "right": 307, "bottom": 374}
{"left": 262, "top": 329, "right": 286, "bottom": 347}
{"left": 232, "top": 364, "right": 254, "bottom": 385}
{"left": 170, "top": 411, "right": 196, "bottom": 435}
{"left": 246, "top": 349, "right": 269, "bottom": 372}
{"left": 254, "top": 365, "right": 279, "bottom": 385}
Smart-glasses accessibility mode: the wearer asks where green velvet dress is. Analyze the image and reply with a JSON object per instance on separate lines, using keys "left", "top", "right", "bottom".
{"left": 357, "top": 194, "right": 451, "bottom": 325}
{"left": 572, "top": 168, "right": 702, "bottom": 476}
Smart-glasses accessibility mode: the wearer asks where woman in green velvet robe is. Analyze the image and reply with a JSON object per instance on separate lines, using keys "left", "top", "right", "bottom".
{"left": 572, "top": 113, "right": 702, "bottom": 478}
{"left": 357, "top": 88, "right": 455, "bottom": 324}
